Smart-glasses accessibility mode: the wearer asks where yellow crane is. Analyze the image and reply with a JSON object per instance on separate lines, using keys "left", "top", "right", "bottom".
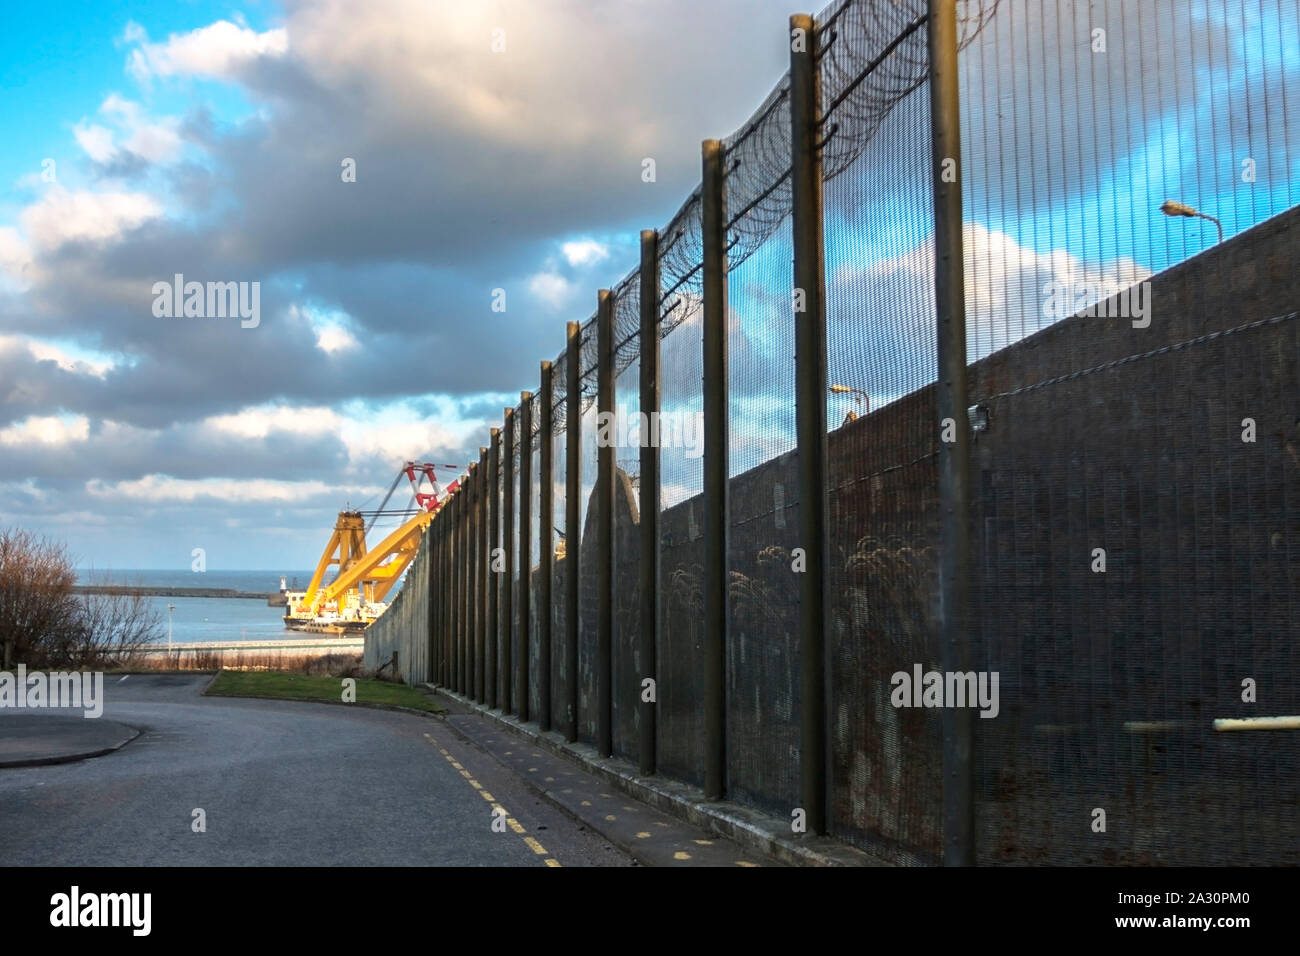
{"left": 283, "top": 462, "right": 462, "bottom": 634}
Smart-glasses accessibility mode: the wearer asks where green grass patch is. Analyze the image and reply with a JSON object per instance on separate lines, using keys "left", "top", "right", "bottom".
{"left": 205, "top": 670, "right": 443, "bottom": 714}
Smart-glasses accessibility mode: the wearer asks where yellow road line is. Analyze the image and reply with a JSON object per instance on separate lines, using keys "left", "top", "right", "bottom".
{"left": 424, "top": 733, "right": 561, "bottom": 867}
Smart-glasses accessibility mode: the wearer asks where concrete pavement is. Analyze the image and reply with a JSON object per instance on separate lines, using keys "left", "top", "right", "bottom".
{"left": 0, "top": 714, "right": 139, "bottom": 768}
{"left": 439, "top": 707, "right": 781, "bottom": 867}
{"left": 0, "top": 674, "right": 632, "bottom": 866}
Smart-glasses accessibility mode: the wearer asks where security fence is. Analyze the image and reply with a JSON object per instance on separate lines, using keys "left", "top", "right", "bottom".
{"left": 366, "top": 0, "right": 1300, "bottom": 865}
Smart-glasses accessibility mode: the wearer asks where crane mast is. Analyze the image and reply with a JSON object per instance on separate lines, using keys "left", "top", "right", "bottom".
{"left": 282, "top": 461, "right": 462, "bottom": 635}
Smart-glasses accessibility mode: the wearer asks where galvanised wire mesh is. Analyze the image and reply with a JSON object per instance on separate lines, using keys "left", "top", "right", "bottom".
{"left": 656, "top": 228, "right": 707, "bottom": 786}
{"left": 577, "top": 317, "right": 600, "bottom": 746}
{"left": 723, "top": 208, "right": 801, "bottom": 816}
{"left": 804, "top": 0, "right": 1000, "bottom": 864}
{"left": 824, "top": 73, "right": 941, "bottom": 862}
{"left": 528, "top": 391, "right": 544, "bottom": 724}
{"left": 611, "top": 270, "right": 642, "bottom": 761}
{"left": 509, "top": 411, "right": 521, "bottom": 712}
{"left": 468, "top": 465, "right": 481, "bottom": 699}
{"left": 380, "top": 0, "right": 1295, "bottom": 867}
{"left": 490, "top": 438, "right": 502, "bottom": 705}
{"left": 958, "top": 0, "right": 1300, "bottom": 865}
{"left": 551, "top": 348, "right": 571, "bottom": 731}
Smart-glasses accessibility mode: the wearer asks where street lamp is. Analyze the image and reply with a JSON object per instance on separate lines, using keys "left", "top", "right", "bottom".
{"left": 829, "top": 383, "right": 870, "bottom": 426}
{"left": 1160, "top": 199, "right": 1223, "bottom": 244}
{"left": 168, "top": 603, "right": 175, "bottom": 652}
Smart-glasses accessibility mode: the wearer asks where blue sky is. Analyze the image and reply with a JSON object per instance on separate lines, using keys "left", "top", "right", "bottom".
{"left": 0, "top": 1, "right": 270, "bottom": 208}
{"left": 0, "top": 0, "right": 804, "bottom": 569}
{"left": 0, "top": 0, "right": 1296, "bottom": 571}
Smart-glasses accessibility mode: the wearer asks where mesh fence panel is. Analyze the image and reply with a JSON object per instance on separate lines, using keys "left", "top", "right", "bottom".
{"left": 490, "top": 440, "right": 502, "bottom": 707}
{"left": 612, "top": 273, "right": 642, "bottom": 761}
{"left": 577, "top": 318, "right": 600, "bottom": 746}
{"left": 723, "top": 213, "right": 801, "bottom": 816}
{"left": 552, "top": 349, "right": 572, "bottom": 731}
{"left": 510, "top": 416, "right": 521, "bottom": 712}
{"left": 657, "top": 277, "right": 706, "bottom": 786}
{"left": 825, "top": 74, "right": 942, "bottom": 862}
{"left": 378, "top": 0, "right": 1297, "bottom": 867}
{"left": 528, "top": 392, "right": 544, "bottom": 724}
{"left": 958, "top": 0, "right": 1300, "bottom": 865}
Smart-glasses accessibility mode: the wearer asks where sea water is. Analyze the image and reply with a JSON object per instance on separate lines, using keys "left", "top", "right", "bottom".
{"left": 76, "top": 570, "right": 316, "bottom": 644}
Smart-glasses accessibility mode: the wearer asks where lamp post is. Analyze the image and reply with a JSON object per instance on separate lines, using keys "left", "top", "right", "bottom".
{"left": 1160, "top": 199, "right": 1223, "bottom": 245}
{"left": 168, "top": 603, "right": 175, "bottom": 652}
{"left": 829, "top": 383, "right": 870, "bottom": 426}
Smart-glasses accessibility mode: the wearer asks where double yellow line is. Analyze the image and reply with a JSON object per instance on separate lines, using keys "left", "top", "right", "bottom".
{"left": 425, "top": 733, "right": 561, "bottom": 867}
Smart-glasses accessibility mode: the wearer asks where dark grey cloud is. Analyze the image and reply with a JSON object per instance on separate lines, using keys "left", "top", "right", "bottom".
{"left": 6, "top": 0, "right": 1295, "bottom": 568}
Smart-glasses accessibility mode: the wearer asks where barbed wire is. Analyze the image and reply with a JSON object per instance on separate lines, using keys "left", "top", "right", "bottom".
{"left": 546, "top": 0, "right": 999, "bottom": 436}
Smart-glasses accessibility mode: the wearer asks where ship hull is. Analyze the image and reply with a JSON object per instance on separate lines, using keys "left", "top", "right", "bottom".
{"left": 282, "top": 615, "right": 369, "bottom": 636}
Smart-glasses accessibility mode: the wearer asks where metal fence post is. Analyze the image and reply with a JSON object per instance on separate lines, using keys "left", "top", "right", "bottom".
{"left": 701, "top": 137, "right": 729, "bottom": 800}
{"left": 434, "top": 504, "right": 444, "bottom": 686}
{"left": 638, "top": 229, "right": 661, "bottom": 776}
{"left": 519, "top": 391, "right": 533, "bottom": 722}
{"left": 443, "top": 493, "right": 452, "bottom": 688}
{"left": 487, "top": 427, "right": 500, "bottom": 709}
{"left": 539, "top": 362, "right": 555, "bottom": 732}
{"left": 929, "top": 0, "right": 975, "bottom": 866}
{"left": 465, "top": 460, "right": 475, "bottom": 697}
{"left": 451, "top": 487, "right": 461, "bottom": 694}
{"left": 596, "top": 289, "right": 615, "bottom": 758}
{"left": 565, "top": 321, "right": 582, "bottom": 742}
{"left": 502, "top": 406, "right": 516, "bottom": 713}
{"left": 790, "top": 10, "right": 830, "bottom": 835}
{"left": 462, "top": 465, "right": 474, "bottom": 696}
{"left": 477, "top": 446, "right": 489, "bottom": 701}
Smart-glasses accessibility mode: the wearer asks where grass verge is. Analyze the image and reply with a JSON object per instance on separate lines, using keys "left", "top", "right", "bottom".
{"left": 205, "top": 669, "right": 443, "bottom": 714}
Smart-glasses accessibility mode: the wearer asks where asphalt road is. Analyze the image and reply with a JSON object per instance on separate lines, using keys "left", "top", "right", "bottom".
{"left": 0, "top": 674, "right": 634, "bottom": 866}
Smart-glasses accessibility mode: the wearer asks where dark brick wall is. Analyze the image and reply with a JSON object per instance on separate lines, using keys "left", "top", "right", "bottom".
{"left": 389, "top": 204, "right": 1298, "bottom": 865}
{"left": 963, "top": 207, "right": 1299, "bottom": 864}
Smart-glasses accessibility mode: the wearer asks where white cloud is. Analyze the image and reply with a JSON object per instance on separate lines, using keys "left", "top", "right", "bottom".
{"left": 199, "top": 398, "right": 488, "bottom": 469}
{"left": 124, "top": 118, "right": 183, "bottom": 163}
{"left": 73, "top": 123, "right": 117, "bottom": 163}
{"left": 127, "top": 20, "right": 288, "bottom": 81}
{"left": 0, "top": 227, "right": 32, "bottom": 284}
{"left": 561, "top": 239, "right": 609, "bottom": 267}
{"left": 287, "top": 304, "right": 360, "bottom": 355}
{"left": 831, "top": 223, "right": 1154, "bottom": 365}
{"left": 85, "top": 474, "right": 380, "bottom": 505}
{"left": 19, "top": 186, "right": 161, "bottom": 249}
{"left": 316, "top": 325, "right": 359, "bottom": 354}
{"left": 75, "top": 95, "right": 183, "bottom": 164}
{"left": 14, "top": 337, "right": 116, "bottom": 378}
{"left": 0, "top": 415, "right": 91, "bottom": 446}
{"left": 0, "top": 479, "right": 47, "bottom": 503}
{"left": 205, "top": 405, "right": 342, "bottom": 439}
{"left": 36, "top": 509, "right": 112, "bottom": 527}
{"left": 528, "top": 272, "right": 571, "bottom": 309}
